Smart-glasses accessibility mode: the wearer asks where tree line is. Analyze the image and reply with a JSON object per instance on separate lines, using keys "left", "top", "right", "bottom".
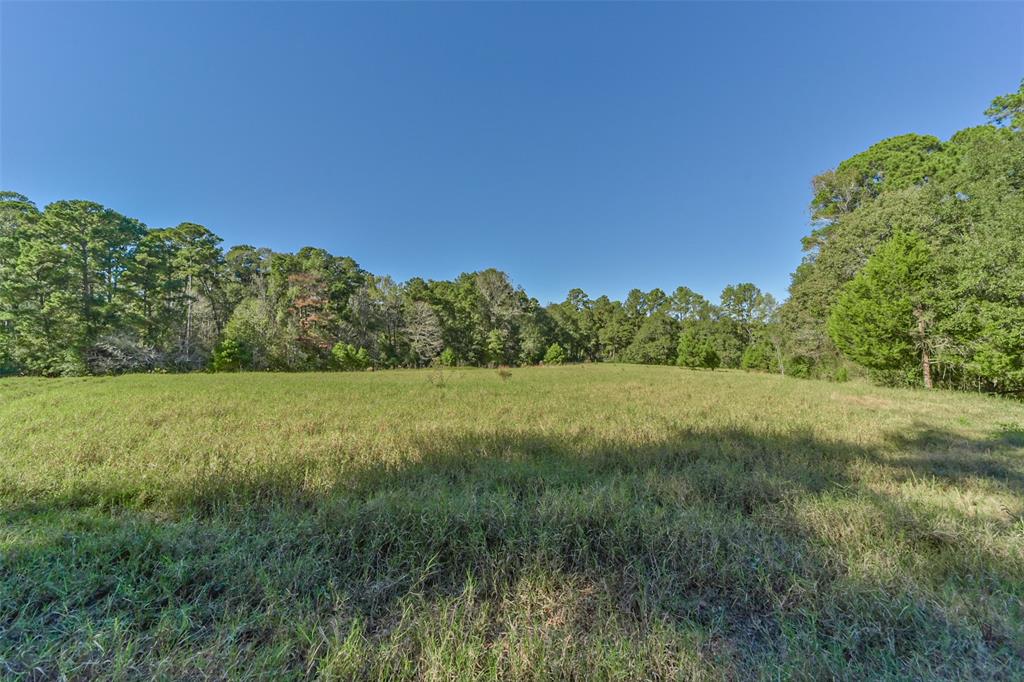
{"left": 1, "top": 81, "right": 1021, "bottom": 392}
{"left": 0, "top": 191, "right": 778, "bottom": 376}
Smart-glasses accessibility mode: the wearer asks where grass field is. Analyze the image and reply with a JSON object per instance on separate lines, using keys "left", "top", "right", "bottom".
{"left": 2, "top": 364, "right": 1023, "bottom": 680}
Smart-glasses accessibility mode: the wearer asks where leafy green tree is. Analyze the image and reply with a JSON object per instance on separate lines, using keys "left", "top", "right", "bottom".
{"left": 262, "top": 248, "right": 348, "bottom": 370}
{"left": 546, "top": 289, "right": 594, "bottom": 362}
{"left": 676, "top": 327, "right": 719, "bottom": 370}
{"left": 543, "top": 342, "right": 566, "bottom": 365}
{"left": 962, "top": 306, "right": 1024, "bottom": 390}
{"left": 58, "top": 201, "right": 143, "bottom": 332}
{"left": 363, "top": 275, "right": 408, "bottom": 368}
{"left": 485, "top": 328, "right": 508, "bottom": 366}
{"left": 669, "top": 286, "right": 712, "bottom": 322}
{"left": 224, "top": 244, "right": 272, "bottom": 306}
{"left": 781, "top": 82, "right": 1024, "bottom": 387}
{"left": 0, "top": 192, "right": 41, "bottom": 371}
{"left": 622, "top": 312, "right": 677, "bottom": 365}
{"left": 220, "top": 297, "right": 283, "bottom": 370}
{"left": 45, "top": 201, "right": 144, "bottom": 342}
{"left": 415, "top": 275, "right": 488, "bottom": 365}
{"left": 810, "top": 133, "right": 949, "bottom": 220}
{"left": 168, "top": 223, "right": 225, "bottom": 365}
{"left": 474, "top": 269, "right": 528, "bottom": 357}
{"left": 985, "top": 78, "right": 1024, "bottom": 131}
{"left": 623, "top": 288, "right": 669, "bottom": 323}
{"left": 941, "top": 129, "right": 1024, "bottom": 392}
{"left": 719, "top": 283, "right": 776, "bottom": 345}
{"left": 4, "top": 199, "right": 145, "bottom": 374}
{"left": 517, "top": 308, "right": 554, "bottom": 365}
{"left": 122, "top": 228, "right": 183, "bottom": 352}
{"left": 595, "top": 302, "right": 634, "bottom": 361}
{"left": 828, "top": 231, "right": 938, "bottom": 388}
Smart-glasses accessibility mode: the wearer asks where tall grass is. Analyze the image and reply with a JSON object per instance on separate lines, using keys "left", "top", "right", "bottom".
{"left": 2, "top": 365, "right": 1023, "bottom": 679}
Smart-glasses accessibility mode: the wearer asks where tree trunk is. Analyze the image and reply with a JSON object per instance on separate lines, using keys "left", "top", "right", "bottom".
{"left": 915, "top": 307, "right": 933, "bottom": 389}
{"left": 81, "top": 241, "right": 91, "bottom": 333}
{"left": 185, "top": 273, "right": 193, "bottom": 360}
{"left": 773, "top": 339, "right": 786, "bottom": 376}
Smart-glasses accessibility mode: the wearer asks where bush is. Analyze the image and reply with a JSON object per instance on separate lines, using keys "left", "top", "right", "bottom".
{"left": 212, "top": 338, "right": 250, "bottom": 372}
{"left": 543, "top": 343, "right": 566, "bottom": 365}
{"left": 52, "top": 350, "right": 89, "bottom": 377}
{"left": 332, "top": 343, "right": 370, "bottom": 371}
{"left": 438, "top": 347, "right": 457, "bottom": 367}
{"left": 740, "top": 340, "right": 774, "bottom": 372}
{"left": 783, "top": 356, "right": 811, "bottom": 378}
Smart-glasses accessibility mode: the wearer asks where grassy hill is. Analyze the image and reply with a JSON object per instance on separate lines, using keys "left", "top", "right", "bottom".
{"left": 2, "top": 365, "right": 1023, "bottom": 679}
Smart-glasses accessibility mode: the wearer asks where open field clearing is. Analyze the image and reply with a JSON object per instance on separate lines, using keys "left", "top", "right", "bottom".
{"left": 2, "top": 364, "right": 1024, "bottom": 679}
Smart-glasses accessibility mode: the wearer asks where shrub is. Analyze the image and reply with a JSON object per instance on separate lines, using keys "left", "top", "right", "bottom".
{"left": 543, "top": 343, "right": 566, "bottom": 365}
{"left": 438, "top": 348, "right": 457, "bottom": 367}
{"left": 332, "top": 343, "right": 370, "bottom": 371}
{"left": 783, "top": 356, "right": 812, "bottom": 378}
{"left": 212, "top": 338, "right": 250, "bottom": 372}
{"left": 740, "top": 339, "right": 774, "bottom": 372}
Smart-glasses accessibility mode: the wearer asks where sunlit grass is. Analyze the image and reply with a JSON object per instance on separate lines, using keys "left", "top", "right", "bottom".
{"left": 2, "top": 365, "right": 1023, "bottom": 679}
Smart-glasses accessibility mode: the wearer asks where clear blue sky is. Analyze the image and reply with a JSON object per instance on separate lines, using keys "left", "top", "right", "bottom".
{"left": 2, "top": 2, "right": 1021, "bottom": 305}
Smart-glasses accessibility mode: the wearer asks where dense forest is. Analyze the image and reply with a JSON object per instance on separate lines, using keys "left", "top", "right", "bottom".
{"left": 1, "top": 82, "right": 1021, "bottom": 392}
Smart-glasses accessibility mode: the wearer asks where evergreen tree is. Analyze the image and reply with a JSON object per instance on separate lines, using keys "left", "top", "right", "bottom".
{"left": 828, "top": 231, "right": 937, "bottom": 388}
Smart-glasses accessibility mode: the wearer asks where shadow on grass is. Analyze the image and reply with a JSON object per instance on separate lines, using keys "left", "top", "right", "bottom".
{"left": 3, "top": 422, "right": 1023, "bottom": 678}
{"left": 885, "top": 423, "right": 1024, "bottom": 491}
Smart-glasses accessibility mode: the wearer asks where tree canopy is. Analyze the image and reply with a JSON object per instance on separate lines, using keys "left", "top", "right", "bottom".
{"left": 781, "top": 79, "right": 1024, "bottom": 391}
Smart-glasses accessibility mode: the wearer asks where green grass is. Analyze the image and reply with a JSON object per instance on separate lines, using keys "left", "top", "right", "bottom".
{"left": 2, "top": 364, "right": 1023, "bottom": 680}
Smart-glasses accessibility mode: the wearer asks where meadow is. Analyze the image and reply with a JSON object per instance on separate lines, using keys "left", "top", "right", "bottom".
{"left": 2, "top": 364, "right": 1023, "bottom": 680}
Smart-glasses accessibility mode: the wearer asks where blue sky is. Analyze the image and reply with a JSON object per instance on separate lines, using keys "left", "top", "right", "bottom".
{"left": 2, "top": 2, "right": 1022, "bottom": 305}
